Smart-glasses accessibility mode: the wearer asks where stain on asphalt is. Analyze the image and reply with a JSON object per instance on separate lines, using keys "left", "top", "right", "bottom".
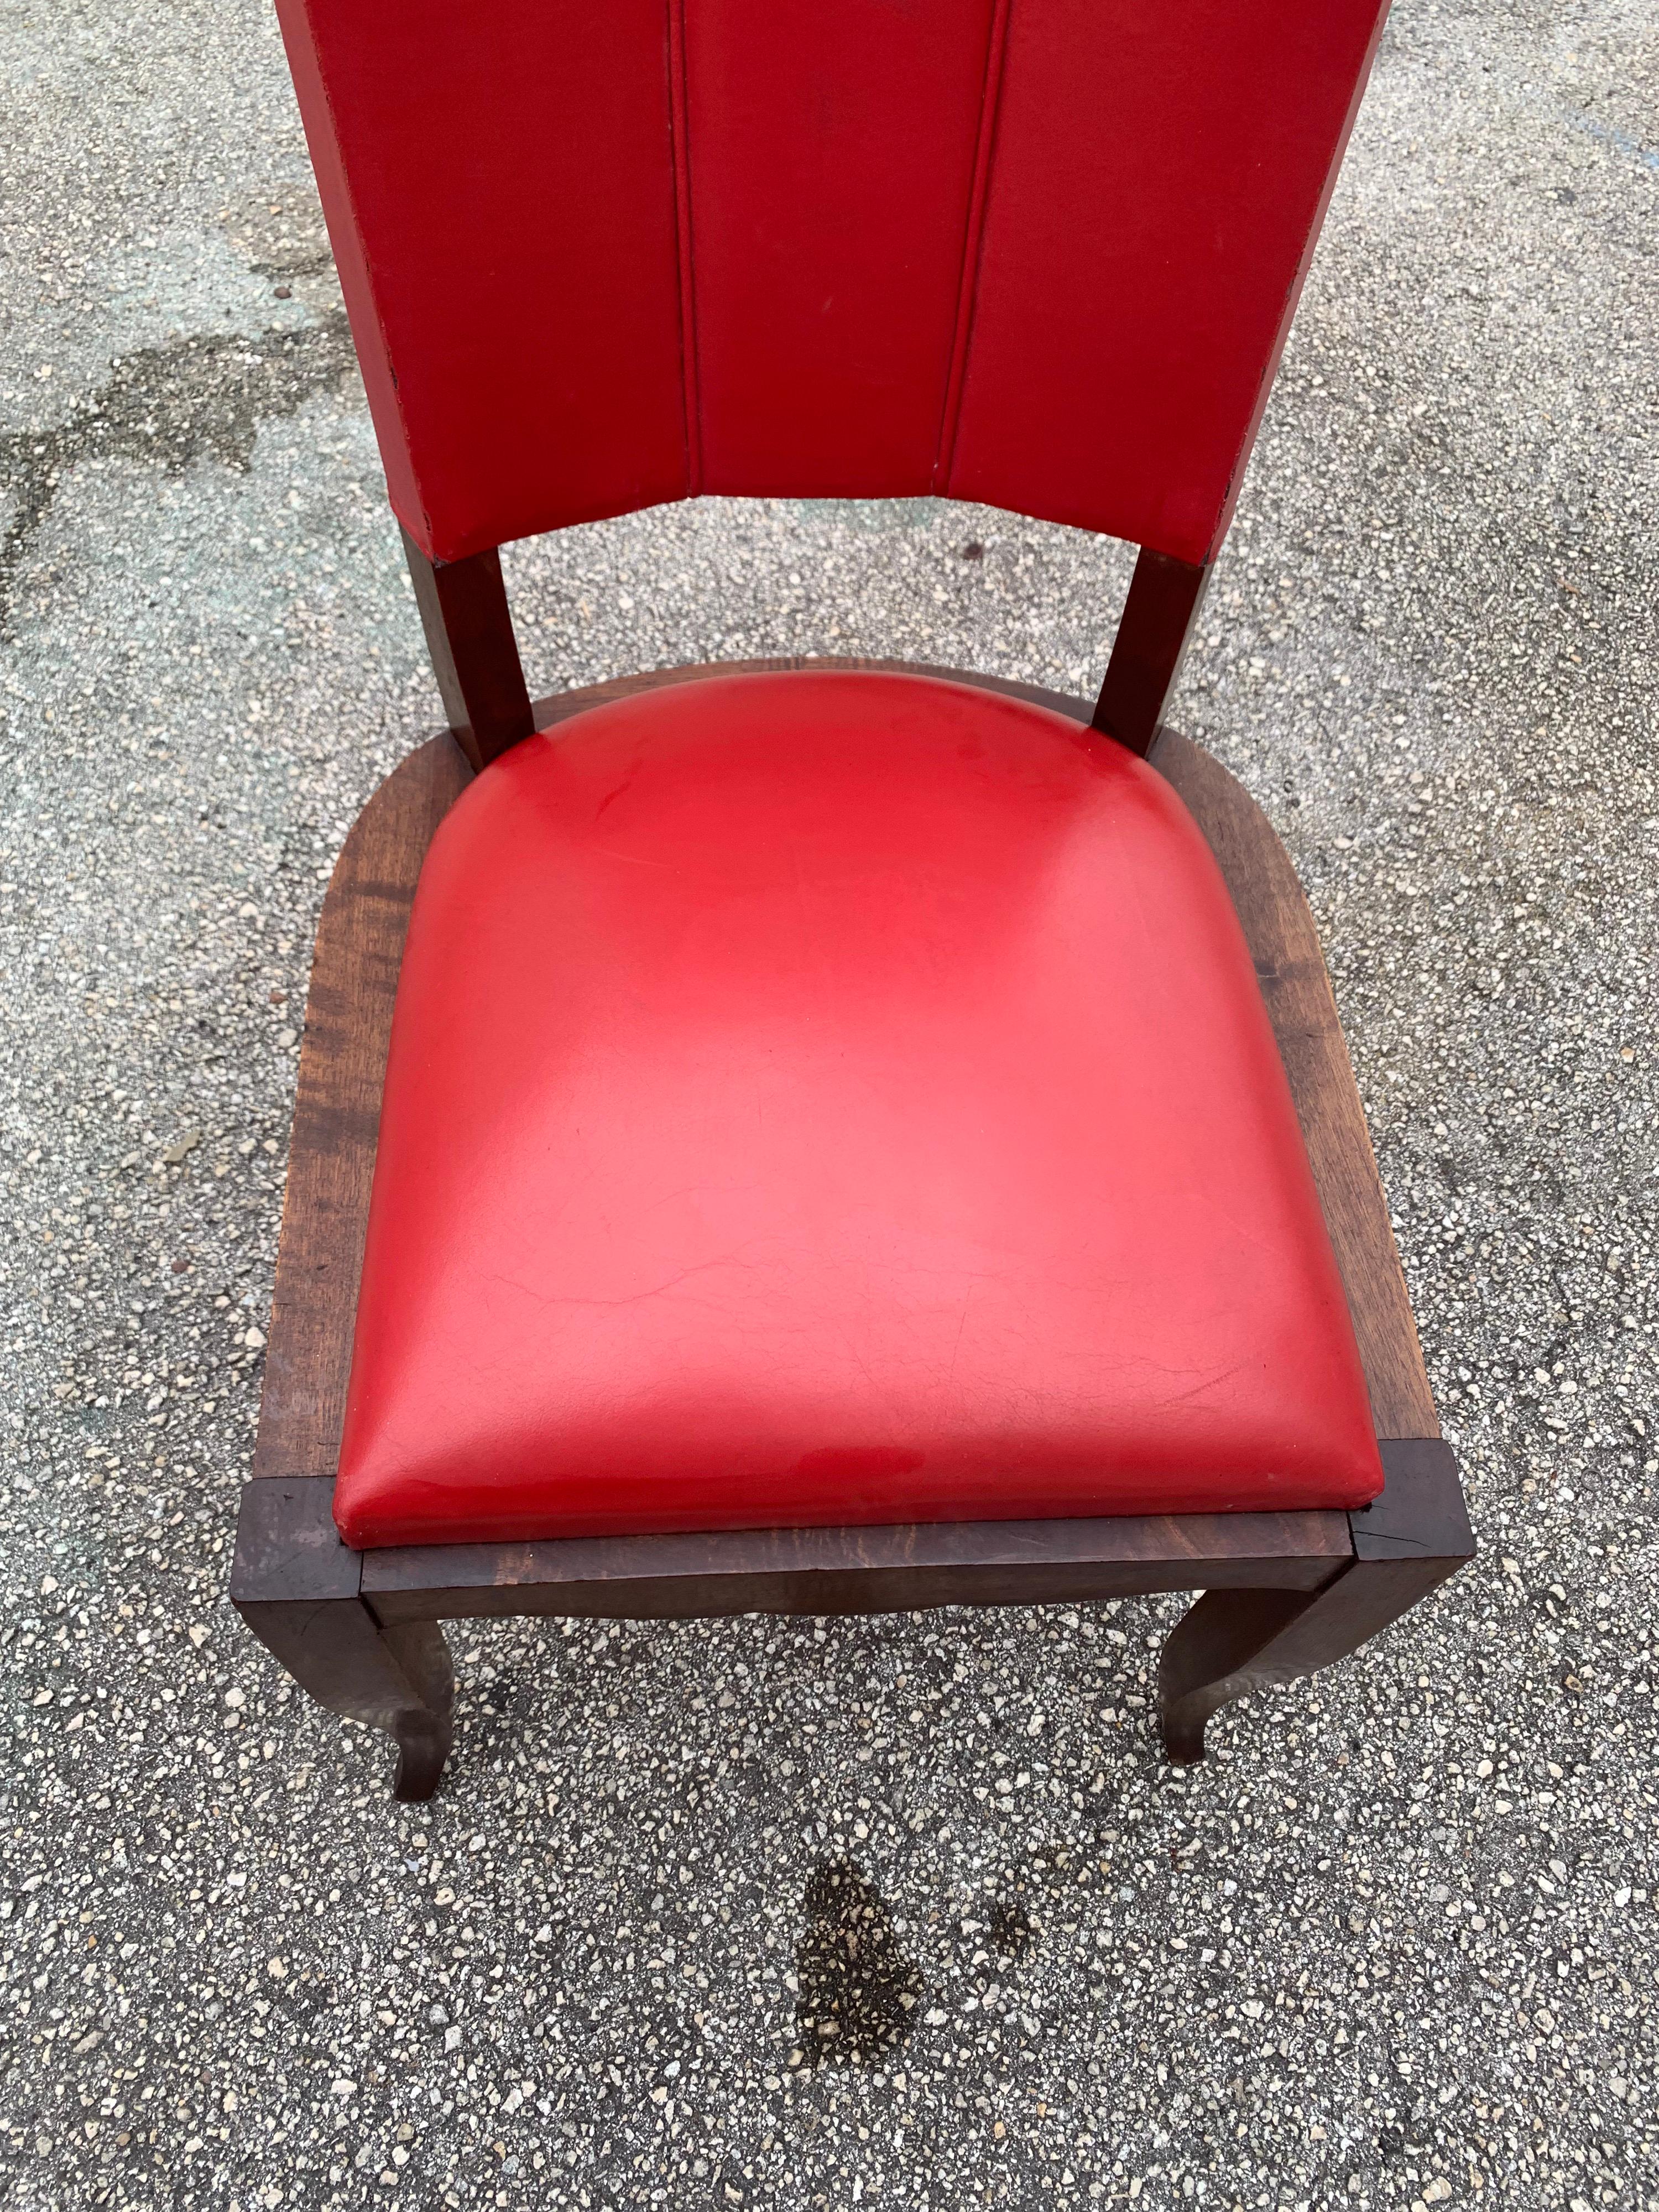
{"left": 791, "top": 1857, "right": 926, "bottom": 2068}
{"left": 0, "top": 313, "right": 356, "bottom": 627}
{"left": 986, "top": 1895, "right": 1035, "bottom": 1960}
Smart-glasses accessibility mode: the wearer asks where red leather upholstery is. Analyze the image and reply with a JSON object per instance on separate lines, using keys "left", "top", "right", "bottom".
{"left": 334, "top": 674, "right": 1383, "bottom": 1548}
{"left": 275, "top": 0, "right": 1387, "bottom": 566}
{"left": 946, "top": 0, "right": 1387, "bottom": 557}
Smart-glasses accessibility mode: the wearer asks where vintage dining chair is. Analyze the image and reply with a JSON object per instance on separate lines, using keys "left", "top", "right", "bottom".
{"left": 232, "top": 0, "right": 1474, "bottom": 1800}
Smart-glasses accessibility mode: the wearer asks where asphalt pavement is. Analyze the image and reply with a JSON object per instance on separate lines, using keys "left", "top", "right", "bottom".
{"left": 1, "top": 2, "right": 1656, "bottom": 2208}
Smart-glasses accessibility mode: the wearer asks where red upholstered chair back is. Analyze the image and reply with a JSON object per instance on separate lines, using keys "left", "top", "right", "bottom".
{"left": 279, "top": 0, "right": 1387, "bottom": 567}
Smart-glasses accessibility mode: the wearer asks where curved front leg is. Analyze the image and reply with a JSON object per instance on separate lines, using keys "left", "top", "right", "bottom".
{"left": 1159, "top": 1585, "right": 1331, "bottom": 1764}
{"left": 231, "top": 1478, "right": 456, "bottom": 1800}
{"left": 382, "top": 1619, "right": 455, "bottom": 1801}
{"left": 236, "top": 1591, "right": 456, "bottom": 1800}
{"left": 1160, "top": 1439, "right": 1477, "bottom": 1763}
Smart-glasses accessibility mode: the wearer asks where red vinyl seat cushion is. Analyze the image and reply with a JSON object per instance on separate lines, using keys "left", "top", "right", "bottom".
{"left": 334, "top": 673, "right": 1383, "bottom": 1548}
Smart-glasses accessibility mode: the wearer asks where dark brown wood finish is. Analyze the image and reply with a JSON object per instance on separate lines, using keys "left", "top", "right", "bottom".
{"left": 252, "top": 733, "right": 472, "bottom": 1486}
{"left": 238, "top": 657, "right": 1471, "bottom": 1798}
{"left": 1160, "top": 1438, "right": 1472, "bottom": 1762}
{"left": 400, "top": 526, "right": 534, "bottom": 771}
{"left": 1149, "top": 729, "right": 1439, "bottom": 1443}
{"left": 233, "top": 1478, "right": 454, "bottom": 1802}
{"left": 360, "top": 1503, "right": 1353, "bottom": 1627}
{"left": 1090, "top": 547, "right": 1213, "bottom": 756}
{"left": 233, "top": 1437, "right": 1469, "bottom": 1792}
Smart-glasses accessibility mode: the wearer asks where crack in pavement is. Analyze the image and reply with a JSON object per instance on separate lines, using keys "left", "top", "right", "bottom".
{"left": 0, "top": 312, "right": 358, "bottom": 630}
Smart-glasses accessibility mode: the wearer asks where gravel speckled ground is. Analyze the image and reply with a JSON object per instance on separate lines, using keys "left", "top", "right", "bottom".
{"left": 2, "top": 3, "right": 1656, "bottom": 2208}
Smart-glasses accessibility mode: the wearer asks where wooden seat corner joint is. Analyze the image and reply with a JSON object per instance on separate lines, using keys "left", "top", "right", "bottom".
{"left": 232, "top": 661, "right": 1474, "bottom": 1799}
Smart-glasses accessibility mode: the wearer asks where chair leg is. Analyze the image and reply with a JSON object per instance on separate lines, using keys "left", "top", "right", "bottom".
{"left": 379, "top": 1619, "right": 455, "bottom": 1801}
{"left": 1159, "top": 1559, "right": 1459, "bottom": 1764}
{"left": 1159, "top": 1439, "right": 1475, "bottom": 1763}
{"left": 231, "top": 1477, "right": 455, "bottom": 1800}
{"left": 1160, "top": 1584, "right": 1329, "bottom": 1764}
{"left": 236, "top": 1593, "right": 455, "bottom": 1801}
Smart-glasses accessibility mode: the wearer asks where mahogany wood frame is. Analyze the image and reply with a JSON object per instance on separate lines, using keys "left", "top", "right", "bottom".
{"left": 233, "top": 570, "right": 1474, "bottom": 1802}
{"left": 399, "top": 527, "right": 533, "bottom": 770}
{"left": 399, "top": 531, "right": 1212, "bottom": 768}
{"left": 1092, "top": 549, "right": 1213, "bottom": 754}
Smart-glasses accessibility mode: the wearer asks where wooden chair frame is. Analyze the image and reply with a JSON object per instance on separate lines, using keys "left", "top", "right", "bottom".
{"left": 232, "top": 543, "right": 1473, "bottom": 1801}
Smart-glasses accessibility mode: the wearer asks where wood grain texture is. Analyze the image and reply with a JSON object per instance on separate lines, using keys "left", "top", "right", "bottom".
{"left": 1149, "top": 729, "right": 1438, "bottom": 1440}
{"left": 251, "top": 656, "right": 1437, "bottom": 1510}
{"left": 361, "top": 1505, "right": 1352, "bottom": 1626}
{"left": 251, "top": 733, "right": 473, "bottom": 1482}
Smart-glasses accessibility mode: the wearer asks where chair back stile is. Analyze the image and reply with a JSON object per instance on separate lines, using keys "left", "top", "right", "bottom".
{"left": 276, "top": 0, "right": 1392, "bottom": 755}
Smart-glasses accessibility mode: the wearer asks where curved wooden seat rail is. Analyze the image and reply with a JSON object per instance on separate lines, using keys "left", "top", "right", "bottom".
{"left": 231, "top": 661, "right": 1472, "bottom": 1799}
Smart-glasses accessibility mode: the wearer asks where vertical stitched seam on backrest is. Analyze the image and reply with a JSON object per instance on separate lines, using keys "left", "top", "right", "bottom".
{"left": 933, "top": 0, "right": 1014, "bottom": 494}
{"left": 667, "top": 0, "right": 703, "bottom": 495}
